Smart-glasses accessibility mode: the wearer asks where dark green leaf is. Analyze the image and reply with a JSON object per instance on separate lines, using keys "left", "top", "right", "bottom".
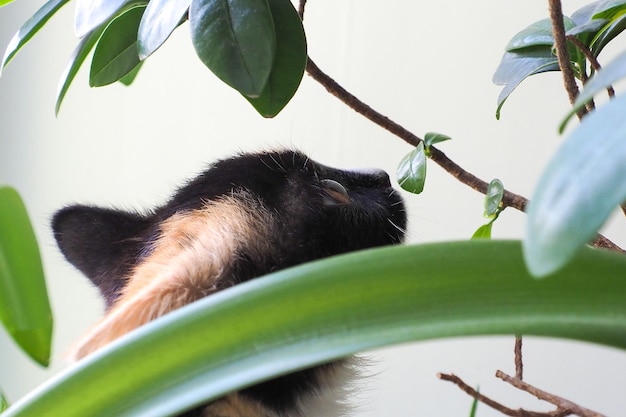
{"left": 118, "top": 61, "right": 143, "bottom": 86}
{"left": 245, "top": 0, "right": 306, "bottom": 117}
{"left": 493, "top": 47, "right": 560, "bottom": 119}
{"left": 74, "top": 0, "right": 138, "bottom": 38}
{"left": 423, "top": 132, "right": 451, "bottom": 154}
{"left": 56, "top": 27, "right": 106, "bottom": 115}
{"left": 590, "top": 13, "right": 626, "bottom": 55}
{"left": 592, "top": 0, "right": 626, "bottom": 20}
{"left": 525, "top": 93, "right": 626, "bottom": 277}
{"left": 137, "top": 0, "right": 190, "bottom": 60}
{"left": 468, "top": 389, "right": 479, "bottom": 417}
{"left": 0, "top": 186, "right": 51, "bottom": 367}
{"left": 3, "top": 241, "right": 626, "bottom": 417}
{"left": 90, "top": 7, "right": 145, "bottom": 87}
{"left": 506, "top": 18, "right": 575, "bottom": 52}
{"left": 471, "top": 223, "right": 492, "bottom": 239}
{"left": 1, "top": 0, "right": 70, "bottom": 72}
{"left": 484, "top": 178, "right": 504, "bottom": 217}
{"left": 560, "top": 49, "right": 626, "bottom": 132}
{"left": 190, "top": 0, "right": 276, "bottom": 98}
{"left": 397, "top": 142, "right": 427, "bottom": 194}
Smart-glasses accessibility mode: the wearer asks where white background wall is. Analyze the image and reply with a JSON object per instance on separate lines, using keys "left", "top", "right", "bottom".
{"left": 1, "top": 1, "right": 625, "bottom": 415}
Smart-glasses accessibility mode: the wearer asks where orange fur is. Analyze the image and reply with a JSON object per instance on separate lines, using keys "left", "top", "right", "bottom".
{"left": 71, "top": 195, "right": 273, "bottom": 360}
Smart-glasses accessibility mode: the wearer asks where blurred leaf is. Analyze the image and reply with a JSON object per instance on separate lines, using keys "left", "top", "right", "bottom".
{"left": 190, "top": 0, "right": 276, "bottom": 98}
{"left": 471, "top": 223, "right": 492, "bottom": 239}
{"left": 0, "top": 0, "right": 15, "bottom": 7}
{"left": 484, "top": 179, "right": 504, "bottom": 217}
{"left": 506, "top": 18, "right": 575, "bottom": 52}
{"left": 560, "top": 49, "right": 626, "bottom": 132}
{"left": 118, "top": 61, "right": 143, "bottom": 86}
{"left": 245, "top": 0, "right": 306, "bottom": 117}
{"left": 0, "top": 391, "right": 8, "bottom": 412}
{"left": 469, "top": 389, "right": 479, "bottom": 417}
{"left": 3, "top": 241, "right": 626, "bottom": 417}
{"left": 0, "top": 186, "right": 51, "bottom": 367}
{"left": 1, "top": 0, "right": 70, "bottom": 73}
{"left": 493, "top": 47, "right": 560, "bottom": 119}
{"left": 397, "top": 142, "right": 427, "bottom": 194}
{"left": 137, "top": 0, "right": 190, "bottom": 60}
{"left": 56, "top": 27, "right": 106, "bottom": 115}
{"left": 74, "top": 0, "right": 143, "bottom": 38}
{"left": 592, "top": 0, "right": 626, "bottom": 20}
{"left": 525, "top": 93, "right": 626, "bottom": 277}
{"left": 423, "top": 132, "right": 451, "bottom": 154}
{"left": 590, "top": 13, "right": 626, "bottom": 55}
{"left": 90, "top": 6, "right": 145, "bottom": 87}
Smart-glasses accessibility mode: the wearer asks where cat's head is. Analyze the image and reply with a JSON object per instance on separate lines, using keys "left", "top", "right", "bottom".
{"left": 53, "top": 150, "right": 407, "bottom": 309}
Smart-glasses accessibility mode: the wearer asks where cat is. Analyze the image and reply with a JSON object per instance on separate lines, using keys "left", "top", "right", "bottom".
{"left": 53, "top": 149, "right": 407, "bottom": 417}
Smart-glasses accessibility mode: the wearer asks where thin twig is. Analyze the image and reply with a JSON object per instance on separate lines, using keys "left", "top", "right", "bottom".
{"left": 514, "top": 336, "right": 524, "bottom": 380}
{"left": 438, "top": 373, "right": 570, "bottom": 417}
{"left": 548, "top": 0, "right": 586, "bottom": 120}
{"left": 496, "top": 371, "right": 607, "bottom": 417}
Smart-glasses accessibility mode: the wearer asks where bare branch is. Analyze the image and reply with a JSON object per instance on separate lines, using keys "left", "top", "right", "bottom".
{"left": 515, "top": 336, "right": 524, "bottom": 380}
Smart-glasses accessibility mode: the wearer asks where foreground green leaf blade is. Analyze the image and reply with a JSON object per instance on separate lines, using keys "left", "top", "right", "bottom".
{"left": 397, "top": 142, "right": 427, "bottom": 194}
{"left": 0, "top": 187, "right": 51, "bottom": 367}
{"left": 1, "top": 0, "right": 70, "bottom": 72}
{"left": 525, "top": 93, "right": 626, "bottom": 277}
{"left": 90, "top": 6, "right": 145, "bottom": 87}
{"left": 245, "top": 0, "right": 306, "bottom": 117}
{"left": 56, "top": 27, "right": 106, "bottom": 115}
{"left": 190, "top": 0, "right": 276, "bottom": 97}
{"left": 137, "top": 0, "right": 190, "bottom": 60}
{"left": 4, "top": 240, "right": 626, "bottom": 417}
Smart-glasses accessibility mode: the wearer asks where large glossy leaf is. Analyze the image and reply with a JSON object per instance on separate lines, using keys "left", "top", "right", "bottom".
{"left": 560, "top": 48, "right": 626, "bottom": 131}
{"left": 506, "top": 18, "right": 575, "bottom": 52}
{"left": 245, "top": 0, "right": 306, "bottom": 117}
{"left": 0, "top": 187, "right": 51, "bottom": 367}
{"left": 90, "top": 6, "right": 145, "bottom": 87}
{"left": 137, "top": 0, "right": 190, "bottom": 60}
{"left": 3, "top": 240, "right": 626, "bottom": 417}
{"left": 190, "top": 0, "right": 276, "bottom": 98}
{"left": 0, "top": 0, "right": 70, "bottom": 73}
{"left": 525, "top": 93, "right": 626, "bottom": 277}
{"left": 74, "top": 0, "right": 138, "bottom": 38}
{"left": 493, "top": 48, "right": 560, "bottom": 119}
{"left": 56, "top": 27, "right": 106, "bottom": 115}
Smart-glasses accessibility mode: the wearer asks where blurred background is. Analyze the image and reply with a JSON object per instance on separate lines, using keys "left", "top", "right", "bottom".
{"left": 1, "top": 1, "right": 625, "bottom": 415}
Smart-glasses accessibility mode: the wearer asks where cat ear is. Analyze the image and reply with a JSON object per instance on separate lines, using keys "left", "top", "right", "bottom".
{"left": 52, "top": 205, "right": 151, "bottom": 306}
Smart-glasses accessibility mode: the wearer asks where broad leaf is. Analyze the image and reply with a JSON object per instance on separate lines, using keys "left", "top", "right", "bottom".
{"left": 560, "top": 49, "right": 626, "bottom": 131}
{"left": 493, "top": 48, "right": 560, "bottom": 119}
{"left": 423, "top": 132, "right": 451, "bottom": 154}
{"left": 471, "top": 223, "right": 492, "bottom": 239}
{"left": 245, "top": 0, "right": 306, "bottom": 117}
{"left": 118, "top": 61, "right": 143, "bottom": 86}
{"left": 90, "top": 6, "right": 145, "bottom": 87}
{"left": 137, "top": 0, "right": 190, "bottom": 60}
{"left": 397, "top": 142, "right": 426, "bottom": 194}
{"left": 75, "top": 0, "right": 139, "bottom": 38}
{"left": 484, "top": 179, "right": 504, "bottom": 217}
{"left": 1, "top": 0, "right": 70, "bottom": 73}
{"left": 56, "top": 27, "right": 106, "bottom": 115}
{"left": 190, "top": 0, "right": 276, "bottom": 98}
{"left": 506, "top": 18, "right": 575, "bottom": 52}
{"left": 0, "top": 187, "right": 51, "bottom": 367}
{"left": 525, "top": 93, "right": 626, "bottom": 277}
{"left": 3, "top": 241, "right": 626, "bottom": 417}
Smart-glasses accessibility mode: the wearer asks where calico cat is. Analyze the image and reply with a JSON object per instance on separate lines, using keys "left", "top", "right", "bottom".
{"left": 53, "top": 149, "right": 407, "bottom": 417}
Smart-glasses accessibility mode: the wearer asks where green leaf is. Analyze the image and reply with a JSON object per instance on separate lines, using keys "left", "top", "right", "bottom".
{"left": 137, "top": 0, "right": 190, "bottom": 60}
{"left": 3, "top": 241, "right": 626, "bottom": 417}
{"left": 525, "top": 93, "right": 626, "bottom": 277}
{"left": 56, "top": 27, "right": 106, "bottom": 115}
{"left": 592, "top": 0, "right": 626, "bottom": 20}
{"left": 0, "top": 0, "right": 70, "bottom": 73}
{"left": 506, "top": 18, "right": 575, "bottom": 52}
{"left": 468, "top": 389, "right": 479, "bottom": 417}
{"left": 118, "top": 60, "right": 143, "bottom": 86}
{"left": 484, "top": 179, "right": 504, "bottom": 217}
{"left": 90, "top": 6, "right": 145, "bottom": 87}
{"left": 0, "top": 186, "right": 51, "bottom": 367}
{"left": 471, "top": 223, "right": 492, "bottom": 239}
{"left": 245, "top": 0, "right": 307, "bottom": 117}
{"left": 74, "top": 0, "right": 138, "bottom": 38}
{"left": 397, "top": 142, "right": 427, "bottom": 194}
{"left": 0, "top": 391, "right": 8, "bottom": 412}
{"left": 0, "top": 0, "right": 16, "bottom": 7}
{"left": 190, "top": 0, "right": 276, "bottom": 98}
{"left": 493, "top": 47, "right": 560, "bottom": 119}
{"left": 560, "top": 49, "right": 626, "bottom": 132}
{"left": 423, "top": 132, "right": 451, "bottom": 154}
{"left": 590, "top": 13, "right": 626, "bottom": 55}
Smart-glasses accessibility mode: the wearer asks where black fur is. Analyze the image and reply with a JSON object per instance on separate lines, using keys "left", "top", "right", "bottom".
{"left": 53, "top": 150, "right": 407, "bottom": 416}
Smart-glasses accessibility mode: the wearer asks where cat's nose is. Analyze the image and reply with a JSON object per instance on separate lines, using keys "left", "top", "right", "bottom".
{"left": 351, "top": 168, "right": 392, "bottom": 188}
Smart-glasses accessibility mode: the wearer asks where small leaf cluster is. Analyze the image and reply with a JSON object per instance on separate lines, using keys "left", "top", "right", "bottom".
{"left": 396, "top": 132, "right": 451, "bottom": 194}
{"left": 1, "top": 0, "right": 307, "bottom": 117}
